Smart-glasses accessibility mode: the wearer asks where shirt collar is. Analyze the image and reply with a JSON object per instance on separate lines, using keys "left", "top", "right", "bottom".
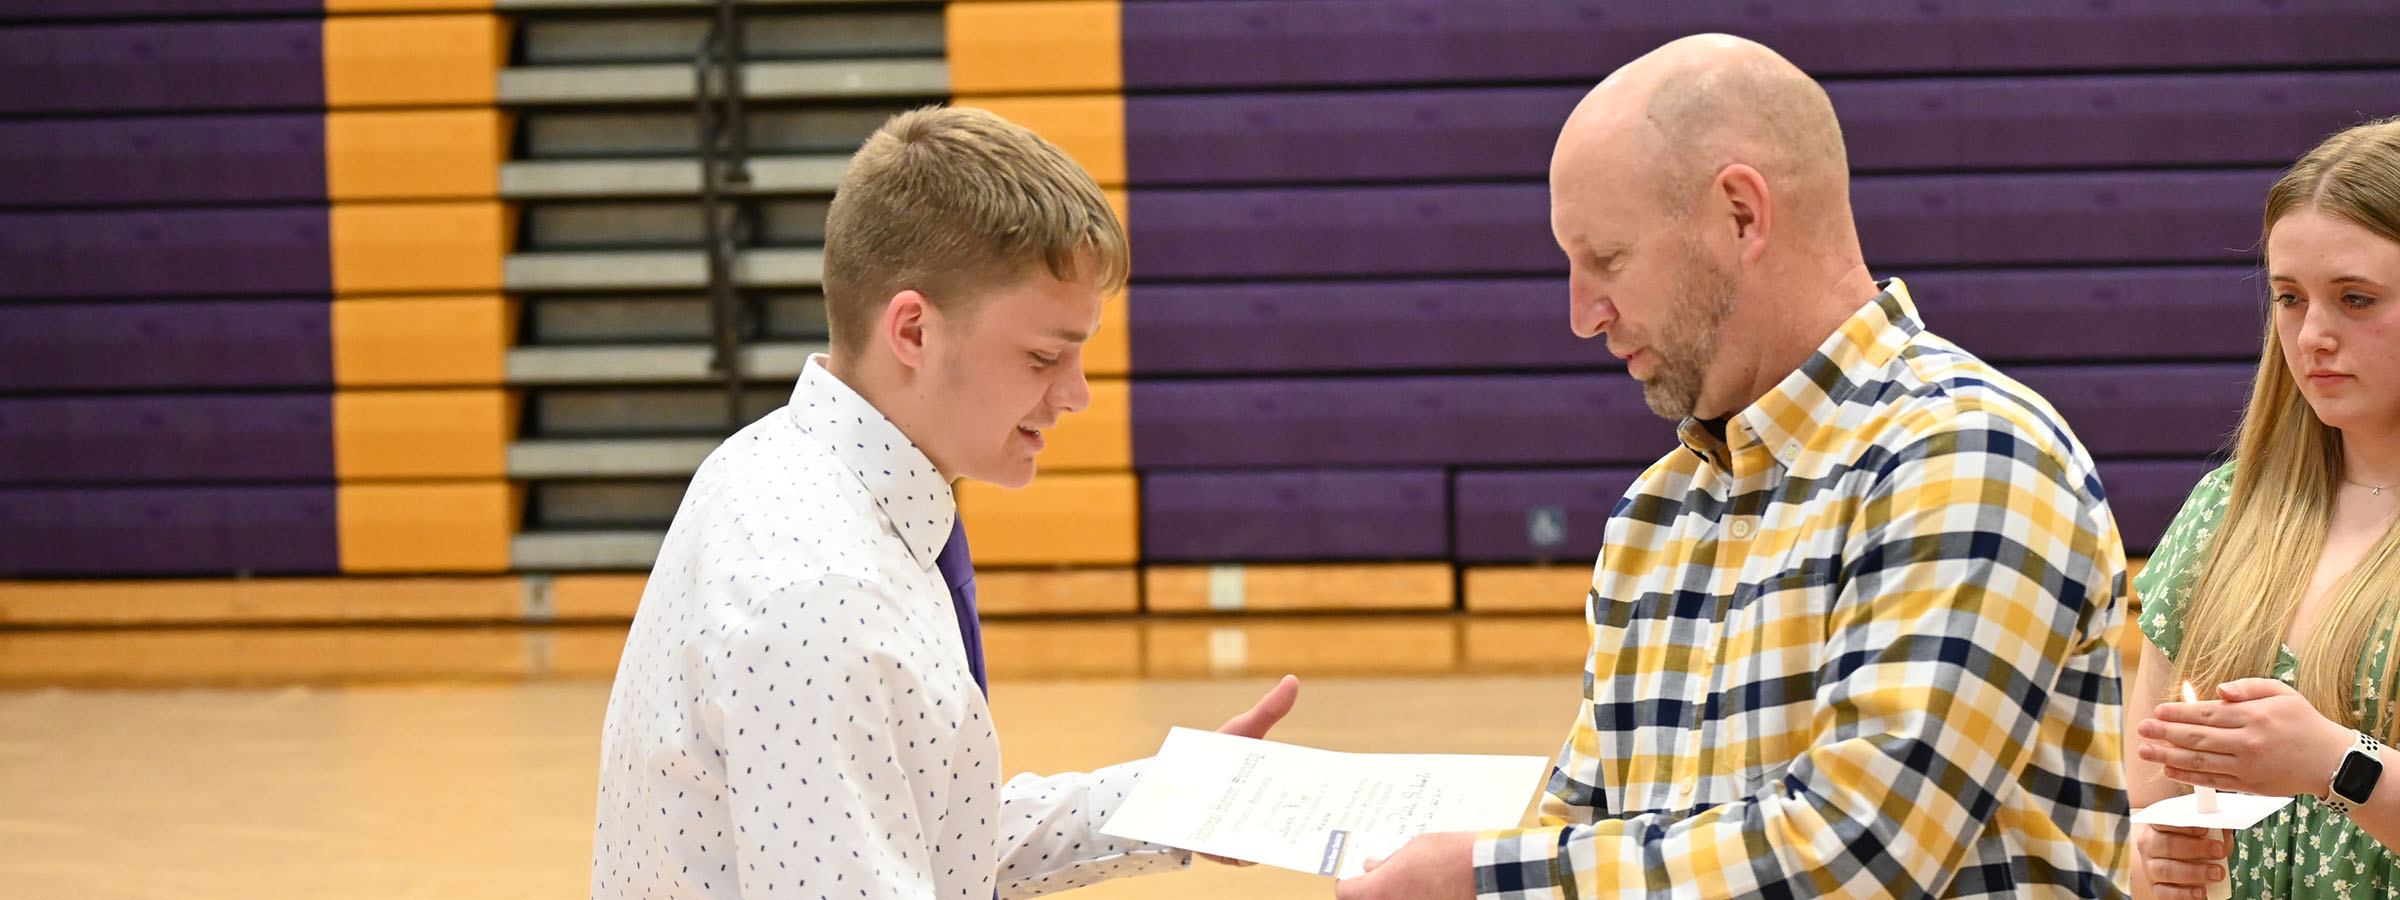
{"left": 1676, "top": 278, "right": 1922, "bottom": 474}
{"left": 789, "top": 354, "right": 956, "bottom": 571}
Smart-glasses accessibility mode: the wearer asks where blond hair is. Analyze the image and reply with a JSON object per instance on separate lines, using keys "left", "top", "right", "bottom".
{"left": 2178, "top": 117, "right": 2400, "bottom": 740}
{"left": 820, "top": 106, "right": 1128, "bottom": 353}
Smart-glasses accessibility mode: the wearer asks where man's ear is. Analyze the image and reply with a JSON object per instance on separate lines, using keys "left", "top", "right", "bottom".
{"left": 1713, "top": 163, "right": 1771, "bottom": 265}
{"left": 883, "top": 290, "right": 932, "bottom": 372}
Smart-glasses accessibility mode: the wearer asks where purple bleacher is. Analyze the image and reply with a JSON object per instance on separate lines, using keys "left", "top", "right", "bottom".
{"left": 1854, "top": 171, "right": 2277, "bottom": 269}
{"left": 1833, "top": 73, "right": 2400, "bottom": 174}
{"left": 0, "top": 394, "right": 333, "bottom": 483}
{"left": 1126, "top": 88, "right": 1574, "bottom": 186}
{"left": 0, "top": 20, "right": 322, "bottom": 115}
{"left": 1451, "top": 458, "right": 2219, "bottom": 563}
{"left": 0, "top": 301, "right": 331, "bottom": 392}
{"left": 0, "top": 1, "right": 316, "bottom": 22}
{"left": 0, "top": 486, "right": 338, "bottom": 576}
{"left": 1132, "top": 374, "right": 1673, "bottom": 469}
{"left": 1140, "top": 469, "right": 1448, "bottom": 561}
{"left": 1128, "top": 173, "right": 2270, "bottom": 280}
{"left": 2014, "top": 364, "right": 2252, "bottom": 460}
{"left": 1452, "top": 468, "right": 1643, "bottom": 564}
{"left": 1128, "top": 185, "right": 1551, "bottom": 280}
{"left": 1119, "top": 0, "right": 2399, "bottom": 90}
{"left": 1899, "top": 268, "right": 2263, "bottom": 364}
{"left": 1132, "top": 365, "right": 2246, "bottom": 470}
{"left": 0, "top": 208, "right": 330, "bottom": 298}
{"left": 1124, "top": 73, "right": 2400, "bottom": 186}
{"left": 2100, "top": 459, "right": 2223, "bottom": 556}
{"left": 0, "top": 115, "right": 325, "bottom": 208}
{"left": 1129, "top": 278, "right": 1592, "bottom": 375}
{"left": 1127, "top": 267, "right": 2259, "bottom": 375}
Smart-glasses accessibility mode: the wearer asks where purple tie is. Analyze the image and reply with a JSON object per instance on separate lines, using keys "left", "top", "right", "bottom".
{"left": 932, "top": 516, "right": 987, "bottom": 695}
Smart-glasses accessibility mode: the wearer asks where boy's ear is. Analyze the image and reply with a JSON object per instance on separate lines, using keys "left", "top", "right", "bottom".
{"left": 884, "top": 290, "right": 932, "bottom": 370}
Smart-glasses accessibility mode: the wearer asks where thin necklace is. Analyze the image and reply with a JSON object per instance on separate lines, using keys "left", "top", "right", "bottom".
{"left": 2348, "top": 478, "right": 2388, "bottom": 496}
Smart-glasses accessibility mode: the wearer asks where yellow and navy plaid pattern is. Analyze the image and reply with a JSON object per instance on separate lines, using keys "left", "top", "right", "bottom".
{"left": 1475, "top": 281, "right": 2130, "bottom": 899}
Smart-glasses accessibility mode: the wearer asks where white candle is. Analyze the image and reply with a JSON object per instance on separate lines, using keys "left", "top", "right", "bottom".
{"left": 2183, "top": 681, "right": 2221, "bottom": 814}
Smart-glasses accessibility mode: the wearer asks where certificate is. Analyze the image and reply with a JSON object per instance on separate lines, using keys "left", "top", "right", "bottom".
{"left": 1100, "top": 727, "right": 1549, "bottom": 879}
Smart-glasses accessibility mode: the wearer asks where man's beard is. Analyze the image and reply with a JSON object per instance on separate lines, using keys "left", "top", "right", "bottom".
{"left": 1639, "top": 243, "right": 1738, "bottom": 420}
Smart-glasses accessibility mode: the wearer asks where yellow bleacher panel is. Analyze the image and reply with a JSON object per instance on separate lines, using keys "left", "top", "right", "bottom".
{"left": 331, "top": 201, "right": 511, "bottom": 295}
{"left": 956, "top": 473, "right": 1137, "bottom": 565}
{"left": 339, "top": 481, "right": 519, "bottom": 573}
{"left": 545, "top": 626, "right": 637, "bottom": 678}
{"left": 1039, "top": 378, "right": 1129, "bottom": 471}
{"left": 1084, "top": 189, "right": 1132, "bottom": 378}
{"left": 322, "top": 14, "right": 508, "bottom": 107}
{"left": 332, "top": 296, "right": 513, "bottom": 387}
{"left": 0, "top": 626, "right": 624, "bottom": 687}
{"left": 326, "top": 0, "right": 492, "bottom": 11}
{"left": 1088, "top": 287, "right": 1129, "bottom": 378}
{"left": 978, "top": 568, "right": 1137, "bottom": 615}
{"left": 333, "top": 389, "right": 514, "bottom": 480}
{"left": 1463, "top": 566, "right": 1595, "bottom": 613}
{"left": 953, "top": 95, "right": 1125, "bottom": 188}
{"left": 547, "top": 574, "right": 650, "bottom": 620}
{"left": 945, "top": 1, "right": 1120, "bottom": 94}
{"left": 1462, "top": 616, "right": 1593, "bottom": 672}
{"left": 1145, "top": 617, "right": 1460, "bottom": 677}
{"left": 0, "top": 577, "right": 522, "bottom": 626}
{"left": 1103, "top": 188, "right": 1129, "bottom": 234}
{"left": 985, "top": 621, "right": 1143, "bottom": 678}
{"left": 1144, "top": 563, "right": 1453, "bottom": 613}
{"left": 326, "top": 109, "right": 507, "bottom": 201}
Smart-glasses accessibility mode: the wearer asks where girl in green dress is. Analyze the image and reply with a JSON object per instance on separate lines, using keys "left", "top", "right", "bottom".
{"left": 2128, "top": 117, "right": 2400, "bottom": 900}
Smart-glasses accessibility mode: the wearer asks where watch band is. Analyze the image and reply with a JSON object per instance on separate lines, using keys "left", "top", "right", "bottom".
{"left": 2325, "top": 731, "right": 2385, "bottom": 815}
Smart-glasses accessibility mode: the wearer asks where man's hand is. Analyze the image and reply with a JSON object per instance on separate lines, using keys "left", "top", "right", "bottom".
{"left": 1198, "top": 675, "right": 1301, "bottom": 867}
{"left": 1333, "top": 831, "right": 1477, "bottom": 900}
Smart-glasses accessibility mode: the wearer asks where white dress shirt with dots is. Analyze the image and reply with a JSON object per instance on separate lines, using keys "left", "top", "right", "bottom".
{"left": 593, "top": 355, "right": 1188, "bottom": 900}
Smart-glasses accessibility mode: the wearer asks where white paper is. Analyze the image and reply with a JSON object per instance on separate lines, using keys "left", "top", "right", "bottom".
{"left": 1100, "top": 727, "right": 1549, "bottom": 877}
{"left": 2132, "top": 791, "right": 2295, "bottom": 831}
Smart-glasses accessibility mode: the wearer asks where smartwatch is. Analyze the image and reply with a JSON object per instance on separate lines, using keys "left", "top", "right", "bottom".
{"left": 2325, "top": 731, "right": 2385, "bottom": 815}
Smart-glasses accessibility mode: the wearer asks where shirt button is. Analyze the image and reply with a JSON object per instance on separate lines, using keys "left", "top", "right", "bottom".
{"left": 1730, "top": 519, "right": 1754, "bottom": 540}
{"left": 1777, "top": 444, "right": 1799, "bottom": 463}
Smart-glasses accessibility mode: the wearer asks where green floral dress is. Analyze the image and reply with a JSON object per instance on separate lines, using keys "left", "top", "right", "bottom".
{"left": 2135, "top": 464, "right": 2400, "bottom": 898}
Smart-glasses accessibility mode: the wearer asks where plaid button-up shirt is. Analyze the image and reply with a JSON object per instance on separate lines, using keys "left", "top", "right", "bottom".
{"left": 1476, "top": 281, "right": 2130, "bottom": 899}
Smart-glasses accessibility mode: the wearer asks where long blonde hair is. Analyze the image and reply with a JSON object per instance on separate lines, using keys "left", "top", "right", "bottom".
{"left": 2178, "top": 117, "right": 2400, "bottom": 740}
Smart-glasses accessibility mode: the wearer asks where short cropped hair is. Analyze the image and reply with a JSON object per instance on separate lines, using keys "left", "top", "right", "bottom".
{"left": 820, "top": 106, "right": 1129, "bottom": 353}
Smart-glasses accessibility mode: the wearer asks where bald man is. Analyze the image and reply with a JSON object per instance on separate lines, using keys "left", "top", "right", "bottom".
{"left": 1338, "top": 35, "right": 2131, "bottom": 900}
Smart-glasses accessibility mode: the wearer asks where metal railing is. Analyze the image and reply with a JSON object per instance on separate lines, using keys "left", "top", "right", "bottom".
{"left": 695, "top": 0, "right": 756, "bottom": 432}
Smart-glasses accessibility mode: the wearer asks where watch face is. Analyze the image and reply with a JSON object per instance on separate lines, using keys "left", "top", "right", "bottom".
{"left": 2335, "top": 750, "right": 2385, "bottom": 801}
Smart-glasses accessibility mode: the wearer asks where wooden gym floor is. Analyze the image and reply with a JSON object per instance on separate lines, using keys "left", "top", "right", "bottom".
{"left": 0, "top": 616, "right": 1588, "bottom": 900}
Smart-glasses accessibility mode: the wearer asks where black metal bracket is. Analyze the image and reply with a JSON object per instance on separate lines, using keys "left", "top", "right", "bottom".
{"left": 696, "top": 0, "right": 756, "bottom": 432}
